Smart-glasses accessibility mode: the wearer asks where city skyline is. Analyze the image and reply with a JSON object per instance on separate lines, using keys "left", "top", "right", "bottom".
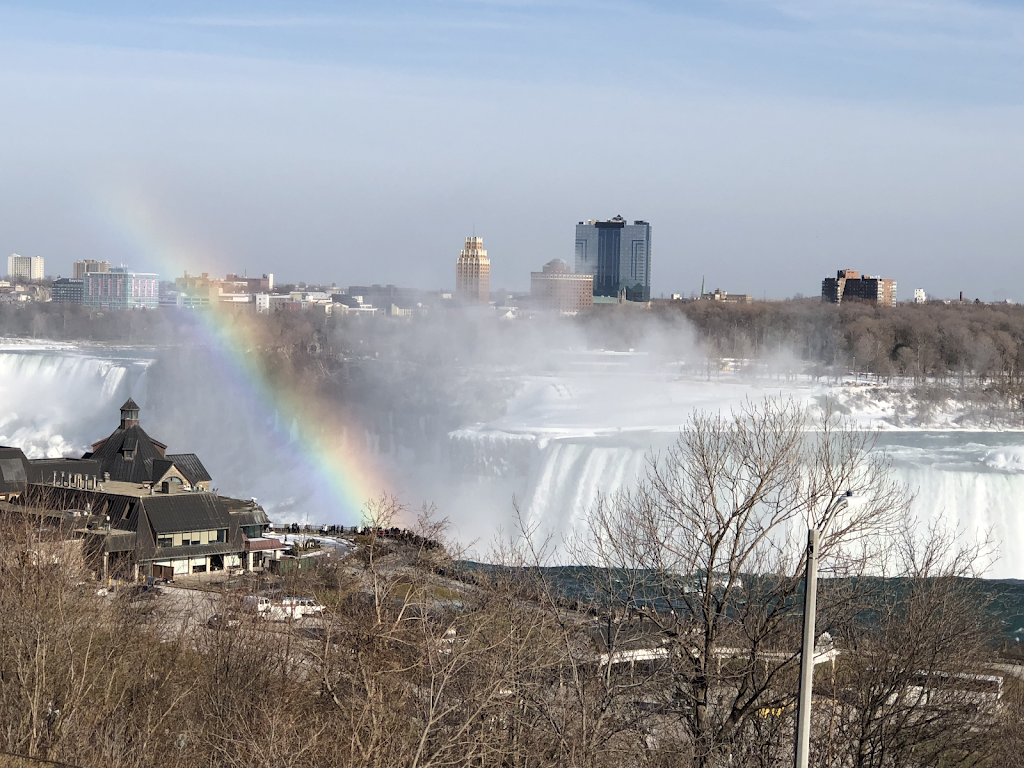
{"left": 0, "top": 2, "right": 1020, "bottom": 300}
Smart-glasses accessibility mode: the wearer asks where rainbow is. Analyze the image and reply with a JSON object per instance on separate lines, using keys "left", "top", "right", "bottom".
{"left": 92, "top": 189, "right": 395, "bottom": 525}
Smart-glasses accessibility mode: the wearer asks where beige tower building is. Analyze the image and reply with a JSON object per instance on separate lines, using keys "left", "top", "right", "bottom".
{"left": 73, "top": 260, "right": 112, "bottom": 279}
{"left": 455, "top": 236, "right": 490, "bottom": 304}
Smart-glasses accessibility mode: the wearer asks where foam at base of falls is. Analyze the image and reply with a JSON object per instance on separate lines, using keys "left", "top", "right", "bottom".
{"left": 983, "top": 447, "right": 1024, "bottom": 473}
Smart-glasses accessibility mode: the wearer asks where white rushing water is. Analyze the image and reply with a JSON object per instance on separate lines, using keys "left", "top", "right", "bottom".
{"left": 0, "top": 342, "right": 339, "bottom": 522}
{"left": 439, "top": 373, "right": 1024, "bottom": 577}
{"left": 1, "top": 344, "right": 1022, "bottom": 577}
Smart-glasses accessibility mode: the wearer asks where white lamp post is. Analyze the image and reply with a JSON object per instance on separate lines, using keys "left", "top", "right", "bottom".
{"left": 794, "top": 490, "right": 859, "bottom": 768}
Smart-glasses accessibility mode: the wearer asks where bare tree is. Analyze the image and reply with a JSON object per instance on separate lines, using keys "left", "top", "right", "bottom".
{"left": 570, "top": 398, "right": 910, "bottom": 767}
{"left": 822, "top": 524, "right": 1000, "bottom": 768}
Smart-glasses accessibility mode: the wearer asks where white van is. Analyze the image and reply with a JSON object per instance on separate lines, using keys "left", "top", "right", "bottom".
{"left": 272, "top": 597, "right": 325, "bottom": 621}
{"left": 242, "top": 595, "right": 271, "bottom": 616}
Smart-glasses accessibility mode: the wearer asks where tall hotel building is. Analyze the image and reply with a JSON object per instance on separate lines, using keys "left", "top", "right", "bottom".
{"left": 822, "top": 269, "right": 897, "bottom": 307}
{"left": 574, "top": 216, "right": 651, "bottom": 302}
{"left": 455, "top": 236, "right": 490, "bottom": 304}
{"left": 7, "top": 254, "right": 45, "bottom": 281}
{"left": 83, "top": 267, "right": 159, "bottom": 310}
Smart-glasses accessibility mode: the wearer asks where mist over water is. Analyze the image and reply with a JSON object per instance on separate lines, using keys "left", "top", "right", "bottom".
{"left": 1, "top": 318, "right": 1022, "bottom": 577}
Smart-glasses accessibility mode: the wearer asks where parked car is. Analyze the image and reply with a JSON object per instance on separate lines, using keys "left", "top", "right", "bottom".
{"left": 206, "top": 613, "right": 241, "bottom": 631}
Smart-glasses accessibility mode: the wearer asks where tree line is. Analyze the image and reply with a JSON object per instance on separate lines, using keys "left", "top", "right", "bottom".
{"left": 666, "top": 299, "right": 1024, "bottom": 393}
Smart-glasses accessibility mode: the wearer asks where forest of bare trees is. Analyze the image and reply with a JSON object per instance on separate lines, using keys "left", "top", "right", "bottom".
{"left": 668, "top": 299, "right": 1024, "bottom": 393}
{"left": 4, "top": 298, "right": 1024, "bottom": 392}
{"left": 1, "top": 400, "right": 1020, "bottom": 768}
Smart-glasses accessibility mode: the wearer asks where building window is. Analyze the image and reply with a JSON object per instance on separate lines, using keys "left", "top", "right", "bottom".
{"left": 161, "top": 529, "right": 228, "bottom": 547}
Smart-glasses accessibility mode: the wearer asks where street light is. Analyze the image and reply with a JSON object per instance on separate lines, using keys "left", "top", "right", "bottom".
{"left": 794, "top": 490, "right": 861, "bottom": 768}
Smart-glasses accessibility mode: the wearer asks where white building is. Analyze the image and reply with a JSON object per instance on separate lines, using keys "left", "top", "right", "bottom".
{"left": 255, "top": 293, "right": 291, "bottom": 313}
{"left": 7, "top": 254, "right": 44, "bottom": 281}
{"left": 914, "top": 288, "right": 926, "bottom": 304}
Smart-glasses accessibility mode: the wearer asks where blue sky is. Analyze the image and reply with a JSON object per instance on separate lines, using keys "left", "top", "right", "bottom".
{"left": 0, "top": 1, "right": 1021, "bottom": 299}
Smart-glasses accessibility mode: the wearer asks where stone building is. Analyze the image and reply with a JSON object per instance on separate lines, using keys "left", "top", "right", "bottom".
{"left": 455, "top": 236, "right": 490, "bottom": 304}
{"left": 530, "top": 259, "right": 593, "bottom": 313}
{"left": 0, "top": 399, "right": 286, "bottom": 580}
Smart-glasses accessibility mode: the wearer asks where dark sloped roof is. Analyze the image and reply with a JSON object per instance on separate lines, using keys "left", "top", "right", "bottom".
{"left": 151, "top": 459, "right": 175, "bottom": 482}
{"left": 151, "top": 542, "right": 236, "bottom": 559}
{"left": 121, "top": 397, "right": 141, "bottom": 411}
{"left": 16, "top": 485, "right": 135, "bottom": 523}
{"left": 88, "top": 424, "right": 168, "bottom": 484}
{"left": 0, "top": 447, "right": 29, "bottom": 494}
{"left": 166, "top": 453, "right": 212, "bottom": 484}
{"left": 139, "top": 494, "right": 231, "bottom": 534}
{"left": 229, "top": 505, "right": 271, "bottom": 527}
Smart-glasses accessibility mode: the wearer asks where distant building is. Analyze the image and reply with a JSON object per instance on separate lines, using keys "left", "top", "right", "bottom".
{"left": 255, "top": 293, "right": 292, "bottom": 313}
{"left": 575, "top": 217, "right": 651, "bottom": 302}
{"left": 72, "top": 260, "right": 111, "bottom": 279}
{"left": 347, "top": 284, "right": 424, "bottom": 310}
{"left": 914, "top": 288, "right": 926, "bottom": 304}
{"left": 51, "top": 278, "right": 84, "bottom": 304}
{"left": 455, "top": 236, "right": 490, "bottom": 304}
{"left": 701, "top": 288, "right": 753, "bottom": 304}
{"left": 822, "top": 270, "right": 896, "bottom": 307}
{"left": 7, "top": 254, "right": 44, "bottom": 281}
{"left": 530, "top": 259, "right": 593, "bottom": 313}
{"left": 83, "top": 267, "right": 159, "bottom": 310}
{"left": 225, "top": 273, "right": 274, "bottom": 292}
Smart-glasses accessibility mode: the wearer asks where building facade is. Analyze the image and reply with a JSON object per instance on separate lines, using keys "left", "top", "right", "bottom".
{"left": 83, "top": 267, "right": 159, "bottom": 310}
{"left": 822, "top": 269, "right": 897, "bottom": 307}
{"left": 51, "top": 278, "right": 84, "bottom": 304}
{"left": 575, "top": 217, "right": 651, "bottom": 302}
{"left": 73, "top": 260, "right": 111, "bottom": 279}
{"left": 530, "top": 259, "right": 594, "bottom": 313}
{"left": 7, "top": 254, "right": 44, "bottom": 281}
{"left": 700, "top": 288, "right": 753, "bottom": 304}
{"left": 455, "top": 236, "right": 490, "bottom": 303}
{"left": 914, "top": 288, "right": 926, "bottom": 304}
{"left": 0, "top": 399, "right": 287, "bottom": 579}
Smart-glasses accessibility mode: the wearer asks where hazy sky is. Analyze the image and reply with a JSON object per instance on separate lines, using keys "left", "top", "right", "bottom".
{"left": 0, "top": 1, "right": 1021, "bottom": 299}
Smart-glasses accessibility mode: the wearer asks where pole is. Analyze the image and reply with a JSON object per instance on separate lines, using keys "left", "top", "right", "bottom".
{"left": 794, "top": 528, "right": 819, "bottom": 768}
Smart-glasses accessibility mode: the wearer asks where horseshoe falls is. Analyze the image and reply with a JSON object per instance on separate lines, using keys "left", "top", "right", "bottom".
{"left": 440, "top": 375, "right": 1024, "bottom": 577}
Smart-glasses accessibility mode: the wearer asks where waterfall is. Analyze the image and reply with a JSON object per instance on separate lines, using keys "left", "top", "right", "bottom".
{"left": 2, "top": 344, "right": 1022, "bottom": 577}
{"left": 0, "top": 347, "right": 151, "bottom": 457}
